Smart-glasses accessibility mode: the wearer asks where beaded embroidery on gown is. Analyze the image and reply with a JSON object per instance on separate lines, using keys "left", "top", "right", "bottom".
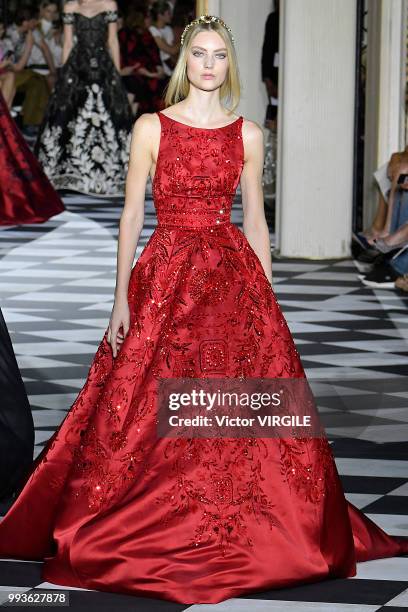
{"left": 0, "top": 111, "right": 406, "bottom": 605}
{"left": 34, "top": 11, "right": 133, "bottom": 196}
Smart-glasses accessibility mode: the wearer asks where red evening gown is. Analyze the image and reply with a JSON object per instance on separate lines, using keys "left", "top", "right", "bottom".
{"left": 0, "top": 92, "right": 64, "bottom": 226}
{"left": 0, "top": 111, "right": 406, "bottom": 605}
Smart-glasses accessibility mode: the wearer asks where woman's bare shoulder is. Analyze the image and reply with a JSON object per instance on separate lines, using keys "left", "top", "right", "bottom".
{"left": 242, "top": 117, "right": 263, "bottom": 138}
{"left": 133, "top": 112, "right": 160, "bottom": 133}
{"left": 131, "top": 113, "right": 161, "bottom": 153}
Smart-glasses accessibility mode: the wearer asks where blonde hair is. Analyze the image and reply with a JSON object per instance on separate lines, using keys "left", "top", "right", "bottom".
{"left": 164, "top": 17, "right": 241, "bottom": 114}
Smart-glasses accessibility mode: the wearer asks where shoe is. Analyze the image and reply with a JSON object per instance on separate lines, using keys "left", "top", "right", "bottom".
{"left": 351, "top": 240, "right": 379, "bottom": 260}
{"left": 373, "top": 238, "right": 408, "bottom": 254}
{"left": 351, "top": 240, "right": 365, "bottom": 259}
{"left": 356, "top": 248, "right": 383, "bottom": 263}
{"left": 360, "top": 262, "right": 400, "bottom": 288}
{"left": 353, "top": 252, "right": 385, "bottom": 275}
{"left": 354, "top": 260, "right": 374, "bottom": 275}
{"left": 352, "top": 232, "right": 373, "bottom": 250}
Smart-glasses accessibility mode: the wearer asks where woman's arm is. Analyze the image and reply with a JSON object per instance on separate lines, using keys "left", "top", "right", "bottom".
{"left": 240, "top": 120, "right": 273, "bottom": 284}
{"left": 107, "top": 114, "right": 155, "bottom": 357}
{"left": 107, "top": 24, "right": 121, "bottom": 71}
{"left": 61, "top": 20, "right": 74, "bottom": 64}
{"left": 106, "top": 1, "right": 121, "bottom": 71}
{"left": 150, "top": 29, "right": 179, "bottom": 56}
{"left": 38, "top": 36, "right": 56, "bottom": 73}
{"left": 12, "top": 31, "right": 34, "bottom": 72}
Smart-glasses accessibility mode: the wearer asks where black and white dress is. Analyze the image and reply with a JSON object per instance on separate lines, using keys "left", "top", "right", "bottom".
{"left": 35, "top": 10, "right": 133, "bottom": 196}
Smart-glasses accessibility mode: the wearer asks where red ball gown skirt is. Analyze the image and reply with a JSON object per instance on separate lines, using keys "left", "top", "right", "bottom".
{"left": 0, "top": 92, "right": 64, "bottom": 226}
{"left": 0, "top": 111, "right": 406, "bottom": 604}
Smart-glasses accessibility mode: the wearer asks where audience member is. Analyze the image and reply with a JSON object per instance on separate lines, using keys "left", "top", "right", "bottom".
{"left": 119, "top": 3, "right": 166, "bottom": 117}
{"left": 149, "top": 1, "right": 179, "bottom": 77}
{"left": 7, "top": 7, "right": 51, "bottom": 134}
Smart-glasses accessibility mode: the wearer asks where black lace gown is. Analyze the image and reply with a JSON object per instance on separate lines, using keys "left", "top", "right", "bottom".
{"left": 35, "top": 10, "right": 133, "bottom": 196}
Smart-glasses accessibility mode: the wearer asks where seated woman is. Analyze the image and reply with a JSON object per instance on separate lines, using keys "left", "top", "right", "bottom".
{"left": 360, "top": 148, "right": 408, "bottom": 248}
{"left": 355, "top": 150, "right": 408, "bottom": 289}
{"left": 148, "top": 0, "right": 180, "bottom": 78}
{"left": 370, "top": 152, "right": 408, "bottom": 254}
{"left": 118, "top": 5, "right": 166, "bottom": 117}
{"left": 6, "top": 8, "right": 51, "bottom": 133}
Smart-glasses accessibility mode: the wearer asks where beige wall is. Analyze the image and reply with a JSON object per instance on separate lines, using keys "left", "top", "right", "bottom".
{"left": 207, "top": 0, "right": 273, "bottom": 127}
{"left": 277, "top": 0, "right": 357, "bottom": 258}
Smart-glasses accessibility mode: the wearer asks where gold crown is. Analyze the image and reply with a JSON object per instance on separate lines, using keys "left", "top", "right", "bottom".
{"left": 180, "top": 14, "right": 234, "bottom": 47}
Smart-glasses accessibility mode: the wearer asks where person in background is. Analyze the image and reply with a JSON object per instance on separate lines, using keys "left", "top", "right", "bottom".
{"left": 7, "top": 8, "right": 50, "bottom": 133}
{"left": 354, "top": 150, "right": 408, "bottom": 288}
{"left": 39, "top": 1, "right": 59, "bottom": 35}
{"left": 262, "top": 0, "right": 279, "bottom": 128}
{"left": 46, "top": 18, "right": 63, "bottom": 71}
{"left": 149, "top": 1, "right": 179, "bottom": 78}
{"left": 119, "top": 3, "right": 166, "bottom": 117}
{"left": 171, "top": 0, "right": 194, "bottom": 45}
{"left": 35, "top": 0, "right": 133, "bottom": 196}
{"left": 34, "top": 1, "right": 60, "bottom": 88}
{"left": 0, "top": 20, "right": 17, "bottom": 107}
{"left": 357, "top": 148, "right": 408, "bottom": 244}
{"left": 0, "top": 89, "right": 65, "bottom": 226}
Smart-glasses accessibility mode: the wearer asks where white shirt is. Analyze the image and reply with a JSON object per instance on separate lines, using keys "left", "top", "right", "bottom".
{"left": 149, "top": 24, "right": 174, "bottom": 76}
{"left": 27, "top": 28, "right": 49, "bottom": 73}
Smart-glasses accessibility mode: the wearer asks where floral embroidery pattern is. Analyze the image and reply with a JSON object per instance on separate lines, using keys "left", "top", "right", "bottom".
{"left": 18, "top": 109, "right": 348, "bottom": 567}
{"left": 279, "top": 437, "right": 339, "bottom": 505}
{"left": 35, "top": 11, "right": 132, "bottom": 195}
{"left": 154, "top": 437, "right": 283, "bottom": 556}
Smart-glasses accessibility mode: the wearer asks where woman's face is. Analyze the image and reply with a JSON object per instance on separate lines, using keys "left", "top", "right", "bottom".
{"left": 42, "top": 3, "right": 58, "bottom": 23}
{"left": 161, "top": 8, "right": 172, "bottom": 23}
{"left": 186, "top": 31, "right": 229, "bottom": 93}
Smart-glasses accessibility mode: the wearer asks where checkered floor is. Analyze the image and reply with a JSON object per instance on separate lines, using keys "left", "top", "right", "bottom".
{"left": 0, "top": 188, "right": 407, "bottom": 611}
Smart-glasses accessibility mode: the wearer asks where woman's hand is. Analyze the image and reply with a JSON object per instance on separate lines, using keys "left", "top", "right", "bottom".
{"left": 120, "top": 63, "right": 140, "bottom": 76}
{"left": 107, "top": 297, "right": 130, "bottom": 358}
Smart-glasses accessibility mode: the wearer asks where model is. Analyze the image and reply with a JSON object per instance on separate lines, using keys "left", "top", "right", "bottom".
{"left": 0, "top": 15, "right": 406, "bottom": 606}
{"left": 0, "top": 90, "right": 64, "bottom": 225}
{"left": 35, "top": 0, "right": 133, "bottom": 196}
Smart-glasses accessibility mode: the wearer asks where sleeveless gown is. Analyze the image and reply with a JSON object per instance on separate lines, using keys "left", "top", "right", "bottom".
{"left": 34, "top": 10, "right": 133, "bottom": 196}
{"left": 0, "top": 92, "right": 64, "bottom": 225}
{"left": 0, "top": 111, "right": 406, "bottom": 604}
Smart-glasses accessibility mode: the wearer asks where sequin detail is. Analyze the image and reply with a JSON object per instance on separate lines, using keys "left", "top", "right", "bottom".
{"left": 24, "top": 112, "right": 341, "bottom": 559}
{"left": 154, "top": 437, "right": 283, "bottom": 557}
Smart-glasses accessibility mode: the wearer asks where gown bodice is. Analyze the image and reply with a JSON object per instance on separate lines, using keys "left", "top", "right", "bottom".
{"left": 62, "top": 11, "right": 118, "bottom": 57}
{"left": 153, "top": 111, "right": 244, "bottom": 229}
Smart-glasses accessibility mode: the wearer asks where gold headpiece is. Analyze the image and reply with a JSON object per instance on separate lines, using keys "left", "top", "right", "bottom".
{"left": 180, "top": 14, "right": 234, "bottom": 47}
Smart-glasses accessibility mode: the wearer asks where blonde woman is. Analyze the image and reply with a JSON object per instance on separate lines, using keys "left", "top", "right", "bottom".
{"left": 0, "top": 14, "right": 407, "bottom": 606}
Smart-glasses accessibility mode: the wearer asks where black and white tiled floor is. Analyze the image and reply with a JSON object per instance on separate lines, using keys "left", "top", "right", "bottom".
{"left": 0, "top": 190, "right": 407, "bottom": 611}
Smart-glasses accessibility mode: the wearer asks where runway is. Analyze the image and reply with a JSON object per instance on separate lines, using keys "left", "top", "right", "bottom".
{"left": 0, "top": 190, "right": 407, "bottom": 611}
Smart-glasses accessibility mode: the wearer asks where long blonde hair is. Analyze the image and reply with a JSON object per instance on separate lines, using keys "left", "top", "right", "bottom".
{"left": 164, "top": 17, "right": 241, "bottom": 114}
